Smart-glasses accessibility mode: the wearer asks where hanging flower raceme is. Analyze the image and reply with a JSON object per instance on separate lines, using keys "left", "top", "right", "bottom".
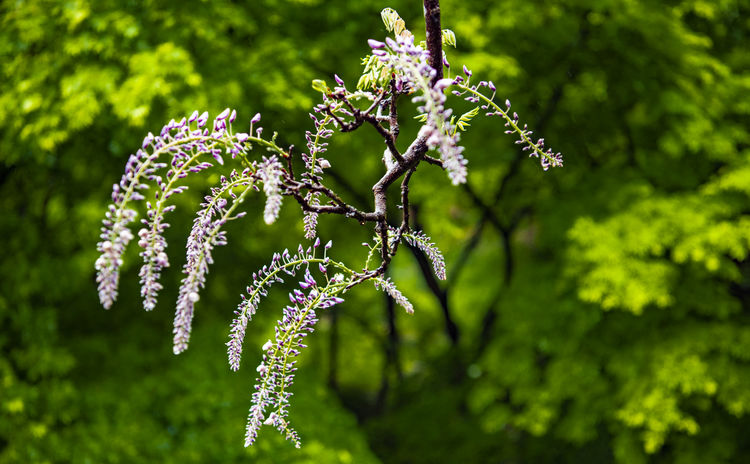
{"left": 451, "top": 73, "right": 563, "bottom": 171}
{"left": 258, "top": 156, "right": 284, "bottom": 225}
{"left": 244, "top": 264, "right": 346, "bottom": 448}
{"left": 299, "top": 104, "right": 337, "bottom": 238}
{"left": 94, "top": 109, "right": 288, "bottom": 311}
{"left": 368, "top": 35, "right": 468, "bottom": 185}
{"left": 303, "top": 105, "right": 335, "bottom": 177}
{"left": 403, "top": 230, "right": 446, "bottom": 280}
{"left": 94, "top": 6, "right": 565, "bottom": 452}
{"left": 227, "top": 240, "right": 329, "bottom": 371}
{"left": 302, "top": 192, "right": 320, "bottom": 240}
{"left": 373, "top": 277, "right": 414, "bottom": 314}
{"left": 173, "top": 168, "right": 257, "bottom": 355}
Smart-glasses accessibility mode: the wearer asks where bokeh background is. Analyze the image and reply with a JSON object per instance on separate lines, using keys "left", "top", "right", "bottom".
{"left": 2, "top": 0, "right": 749, "bottom": 462}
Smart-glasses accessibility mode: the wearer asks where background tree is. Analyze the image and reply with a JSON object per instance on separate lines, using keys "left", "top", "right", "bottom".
{"left": 1, "top": 0, "right": 749, "bottom": 463}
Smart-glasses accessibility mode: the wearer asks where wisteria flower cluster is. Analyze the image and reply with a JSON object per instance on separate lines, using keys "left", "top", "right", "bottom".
{"left": 94, "top": 3, "right": 561, "bottom": 449}
{"left": 299, "top": 105, "right": 337, "bottom": 238}
{"left": 244, "top": 266, "right": 346, "bottom": 448}
{"left": 174, "top": 168, "right": 257, "bottom": 354}
{"left": 368, "top": 35, "right": 468, "bottom": 185}
{"left": 227, "top": 239, "right": 332, "bottom": 371}
{"left": 451, "top": 76, "right": 564, "bottom": 171}
{"left": 374, "top": 277, "right": 414, "bottom": 314}
{"left": 403, "top": 230, "right": 447, "bottom": 280}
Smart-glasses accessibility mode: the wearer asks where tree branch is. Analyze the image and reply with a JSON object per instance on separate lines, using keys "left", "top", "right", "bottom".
{"left": 423, "top": 0, "right": 443, "bottom": 85}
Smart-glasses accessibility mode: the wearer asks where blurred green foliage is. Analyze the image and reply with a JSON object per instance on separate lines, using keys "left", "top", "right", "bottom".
{"left": 1, "top": 0, "right": 749, "bottom": 462}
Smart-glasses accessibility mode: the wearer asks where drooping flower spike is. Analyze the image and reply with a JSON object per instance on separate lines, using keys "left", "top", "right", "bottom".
{"left": 95, "top": 110, "right": 288, "bottom": 310}
{"left": 173, "top": 168, "right": 257, "bottom": 354}
{"left": 403, "top": 230, "right": 446, "bottom": 280}
{"left": 242, "top": 247, "right": 348, "bottom": 448}
{"left": 368, "top": 34, "right": 468, "bottom": 185}
{"left": 227, "top": 243, "right": 317, "bottom": 371}
{"left": 450, "top": 72, "right": 563, "bottom": 171}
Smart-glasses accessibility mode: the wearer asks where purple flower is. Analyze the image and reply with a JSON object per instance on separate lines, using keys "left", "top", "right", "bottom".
{"left": 368, "top": 39, "right": 386, "bottom": 49}
{"left": 95, "top": 102, "right": 256, "bottom": 315}
{"left": 124, "top": 110, "right": 249, "bottom": 315}
{"left": 403, "top": 230, "right": 446, "bottom": 280}
{"left": 136, "top": 110, "right": 251, "bottom": 310}
{"left": 216, "top": 108, "right": 231, "bottom": 120}
{"left": 95, "top": 147, "right": 160, "bottom": 308}
{"left": 302, "top": 192, "right": 319, "bottom": 239}
{"left": 258, "top": 156, "right": 284, "bottom": 225}
{"left": 96, "top": 107, "right": 255, "bottom": 317}
{"left": 243, "top": 271, "right": 345, "bottom": 448}
{"left": 197, "top": 111, "right": 209, "bottom": 127}
{"left": 95, "top": 207, "right": 137, "bottom": 308}
{"left": 434, "top": 78, "right": 454, "bottom": 91}
{"left": 374, "top": 34, "right": 468, "bottom": 184}
{"left": 452, "top": 78, "right": 563, "bottom": 171}
{"left": 227, "top": 242, "right": 319, "bottom": 370}
{"left": 374, "top": 277, "right": 414, "bottom": 314}
{"left": 174, "top": 169, "right": 255, "bottom": 355}
{"left": 303, "top": 105, "right": 336, "bottom": 177}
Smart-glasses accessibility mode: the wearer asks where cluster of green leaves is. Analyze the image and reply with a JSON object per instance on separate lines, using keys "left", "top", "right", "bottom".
{"left": 2, "top": 0, "right": 749, "bottom": 462}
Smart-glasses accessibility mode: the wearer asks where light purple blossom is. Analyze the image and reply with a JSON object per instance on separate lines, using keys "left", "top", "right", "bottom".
{"left": 373, "top": 34, "right": 468, "bottom": 184}
{"left": 244, "top": 268, "right": 344, "bottom": 448}
{"left": 95, "top": 147, "right": 160, "bottom": 308}
{"left": 95, "top": 109, "right": 260, "bottom": 310}
{"left": 95, "top": 206, "right": 137, "bottom": 308}
{"left": 303, "top": 106, "right": 335, "bottom": 177}
{"left": 374, "top": 277, "right": 414, "bottom": 314}
{"left": 173, "top": 169, "right": 256, "bottom": 355}
{"left": 227, "top": 243, "right": 317, "bottom": 371}
{"left": 258, "top": 156, "right": 284, "bottom": 225}
{"left": 403, "top": 230, "right": 446, "bottom": 280}
{"left": 137, "top": 111, "right": 246, "bottom": 311}
{"left": 453, "top": 72, "right": 563, "bottom": 171}
{"left": 302, "top": 192, "right": 319, "bottom": 239}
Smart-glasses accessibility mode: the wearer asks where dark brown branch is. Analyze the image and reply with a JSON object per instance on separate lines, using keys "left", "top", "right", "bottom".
{"left": 389, "top": 79, "right": 400, "bottom": 140}
{"left": 400, "top": 168, "right": 415, "bottom": 231}
{"left": 287, "top": 186, "right": 378, "bottom": 223}
{"left": 423, "top": 0, "right": 444, "bottom": 85}
{"left": 283, "top": 145, "right": 295, "bottom": 178}
{"left": 328, "top": 91, "right": 404, "bottom": 164}
{"left": 362, "top": 114, "right": 404, "bottom": 164}
{"left": 423, "top": 155, "right": 443, "bottom": 167}
{"left": 323, "top": 106, "right": 364, "bottom": 133}
{"left": 283, "top": 1, "right": 447, "bottom": 284}
{"left": 364, "top": 89, "right": 387, "bottom": 115}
